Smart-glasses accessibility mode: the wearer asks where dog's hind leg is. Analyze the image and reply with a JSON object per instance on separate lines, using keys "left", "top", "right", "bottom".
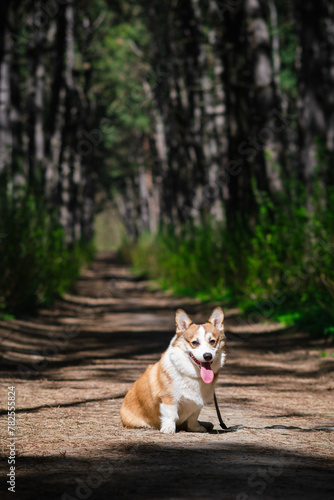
{"left": 120, "top": 406, "right": 152, "bottom": 429}
{"left": 186, "top": 408, "right": 208, "bottom": 433}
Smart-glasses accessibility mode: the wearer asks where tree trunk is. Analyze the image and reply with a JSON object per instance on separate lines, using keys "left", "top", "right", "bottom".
{"left": 45, "top": 9, "right": 67, "bottom": 205}
{"left": 221, "top": 1, "right": 254, "bottom": 220}
{"left": 0, "top": 6, "right": 11, "bottom": 180}
{"left": 324, "top": 1, "right": 334, "bottom": 190}
{"left": 218, "top": 0, "right": 285, "bottom": 222}
{"left": 146, "top": 0, "right": 230, "bottom": 227}
{"left": 58, "top": 0, "right": 80, "bottom": 244}
{"left": 244, "top": 0, "right": 284, "bottom": 193}
{"left": 296, "top": 0, "right": 334, "bottom": 195}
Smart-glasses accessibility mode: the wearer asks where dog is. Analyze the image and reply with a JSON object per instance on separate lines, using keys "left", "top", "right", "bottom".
{"left": 120, "top": 307, "right": 226, "bottom": 433}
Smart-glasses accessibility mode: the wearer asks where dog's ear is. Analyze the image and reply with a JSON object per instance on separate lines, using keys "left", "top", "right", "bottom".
{"left": 175, "top": 309, "right": 192, "bottom": 335}
{"left": 208, "top": 307, "right": 224, "bottom": 331}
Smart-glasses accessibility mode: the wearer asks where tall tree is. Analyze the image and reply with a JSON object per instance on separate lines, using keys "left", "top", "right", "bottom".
{"left": 219, "top": 0, "right": 287, "bottom": 222}
{"left": 296, "top": 0, "right": 334, "bottom": 196}
{"left": 146, "top": 0, "right": 230, "bottom": 227}
{"left": 0, "top": 2, "right": 11, "bottom": 182}
{"left": 0, "top": 0, "right": 111, "bottom": 244}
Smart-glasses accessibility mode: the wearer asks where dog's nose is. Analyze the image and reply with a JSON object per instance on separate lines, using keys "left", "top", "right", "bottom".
{"left": 203, "top": 353, "right": 212, "bottom": 361}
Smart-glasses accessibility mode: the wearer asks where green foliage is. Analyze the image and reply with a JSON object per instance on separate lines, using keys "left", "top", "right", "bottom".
{"left": 93, "top": 18, "right": 151, "bottom": 134}
{"left": 129, "top": 224, "right": 229, "bottom": 301}
{"left": 77, "top": 1, "right": 153, "bottom": 194}
{"left": 125, "top": 189, "right": 334, "bottom": 337}
{"left": 0, "top": 193, "right": 94, "bottom": 314}
{"left": 228, "top": 190, "right": 334, "bottom": 337}
{"left": 238, "top": 193, "right": 308, "bottom": 301}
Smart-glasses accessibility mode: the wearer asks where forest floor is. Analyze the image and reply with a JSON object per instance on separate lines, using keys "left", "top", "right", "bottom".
{"left": 1, "top": 253, "right": 334, "bottom": 500}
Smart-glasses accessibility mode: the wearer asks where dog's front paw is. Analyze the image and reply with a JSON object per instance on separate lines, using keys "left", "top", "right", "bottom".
{"left": 160, "top": 422, "right": 176, "bottom": 434}
{"left": 198, "top": 420, "right": 214, "bottom": 431}
{"left": 187, "top": 422, "right": 208, "bottom": 433}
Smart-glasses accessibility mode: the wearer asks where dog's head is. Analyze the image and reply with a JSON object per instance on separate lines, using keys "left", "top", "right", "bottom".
{"left": 173, "top": 307, "right": 226, "bottom": 383}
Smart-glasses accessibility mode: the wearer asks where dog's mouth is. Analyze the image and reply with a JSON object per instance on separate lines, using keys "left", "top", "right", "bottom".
{"left": 189, "top": 353, "right": 214, "bottom": 384}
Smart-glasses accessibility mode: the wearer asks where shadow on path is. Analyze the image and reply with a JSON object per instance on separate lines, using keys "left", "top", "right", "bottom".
{"left": 6, "top": 442, "right": 334, "bottom": 500}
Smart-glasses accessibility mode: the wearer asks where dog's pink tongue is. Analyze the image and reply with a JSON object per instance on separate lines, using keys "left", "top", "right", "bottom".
{"left": 200, "top": 364, "right": 214, "bottom": 384}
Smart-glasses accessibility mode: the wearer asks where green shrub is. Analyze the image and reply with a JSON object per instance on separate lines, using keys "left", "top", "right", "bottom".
{"left": 129, "top": 223, "right": 229, "bottom": 300}
{"left": 124, "top": 190, "right": 334, "bottom": 337}
{"left": 0, "top": 193, "right": 94, "bottom": 314}
{"left": 236, "top": 191, "right": 334, "bottom": 336}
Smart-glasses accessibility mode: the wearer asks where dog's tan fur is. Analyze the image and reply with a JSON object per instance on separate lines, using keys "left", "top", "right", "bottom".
{"left": 120, "top": 354, "right": 174, "bottom": 429}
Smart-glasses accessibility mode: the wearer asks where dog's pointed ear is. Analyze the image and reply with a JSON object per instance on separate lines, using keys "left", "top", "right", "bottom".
{"left": 208, "top": 307, "right": 224, "bottom": 331}
{"left": 175, "top": 309, "right": 192, "bottom": 335}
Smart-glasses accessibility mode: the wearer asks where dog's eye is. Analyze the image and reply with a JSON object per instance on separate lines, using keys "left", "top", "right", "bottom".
{"left": 209, "top": 339, "right": 216, "bottom": 346}
{"left": 191, "top": 340, "right": 199, "bottom": 347}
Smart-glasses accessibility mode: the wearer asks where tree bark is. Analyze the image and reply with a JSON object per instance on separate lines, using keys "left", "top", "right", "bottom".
{"left": 45, "top": 9, "right": 67, "bottom": 204}
{"left": 0, "top": 5, "right": 11, "bottom": 180}
{"left": 296, "top": 0, "right": 334, "bottom": 195}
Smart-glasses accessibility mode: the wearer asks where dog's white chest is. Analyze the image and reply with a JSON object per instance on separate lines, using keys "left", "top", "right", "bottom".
{"left": 163, "top": 344, "right": 216, "bottom": 407}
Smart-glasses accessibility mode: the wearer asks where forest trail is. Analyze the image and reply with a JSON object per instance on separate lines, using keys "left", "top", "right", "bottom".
{"left": 1, "top": 253, "right": 334, "bottom": 500}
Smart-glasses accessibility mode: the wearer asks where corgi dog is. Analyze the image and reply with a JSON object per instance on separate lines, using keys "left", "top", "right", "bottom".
{"left": 120, "top": 307, "right": 226, "bottom": 434}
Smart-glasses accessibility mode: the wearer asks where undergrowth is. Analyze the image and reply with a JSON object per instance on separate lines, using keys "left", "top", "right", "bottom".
{"left": 0, "top": 193, "right": 94, "bottom": 315}
{"left": 120, "top": 190, "right": 334, "bottom": 338}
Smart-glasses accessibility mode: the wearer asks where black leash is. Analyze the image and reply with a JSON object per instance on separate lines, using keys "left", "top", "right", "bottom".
{"left": 213, "top": 391, "right": 228, "bottom": 430}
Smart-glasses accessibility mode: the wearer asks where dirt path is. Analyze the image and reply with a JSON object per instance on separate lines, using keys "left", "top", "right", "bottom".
{"left": 1, "top": 253, "right": 334, "bottom": 500}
